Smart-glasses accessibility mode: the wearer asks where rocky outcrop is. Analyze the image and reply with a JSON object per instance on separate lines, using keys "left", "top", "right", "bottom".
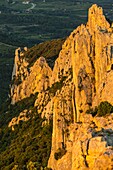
{"left": 10, "top": 4, "right": 113, "bottom": 170}
{"left": 8, "top": 109, "right": 30, "bottom": 131}
{"left": 71, "top": 4, "right": 113, "bottom": 122}
{"left": 12, "top": 47, "right": 28, "bottom": 80}
{"left": 48, "top": 4, "right": 113, "bottom": 170}
{"left": 49, "top": 113, "right": 113, "bottom": 170}
{"left": 11, "top": 54, "right": 52, "bottom": 104}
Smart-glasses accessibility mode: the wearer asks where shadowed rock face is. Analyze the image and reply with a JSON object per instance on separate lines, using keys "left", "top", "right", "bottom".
{"left": 10, "top": 4, "right": 113, "bottom": 170}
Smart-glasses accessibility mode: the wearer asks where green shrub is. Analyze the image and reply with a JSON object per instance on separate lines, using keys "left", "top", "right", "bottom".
{"left": 86, "top": 101, "right": 113, "bottom": 117}
{"left": 97, "top": 101, "right": 113, "bottom": 117}
{"left": 47, "top": 76, "right": 67, "bottom": 96}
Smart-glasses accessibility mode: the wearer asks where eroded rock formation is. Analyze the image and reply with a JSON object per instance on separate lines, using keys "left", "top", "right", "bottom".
{"left": 11, "top": 53, "right": 52, "bottom": 104}
{"left": 49, "top": 113, "right": 113, "bottom": 170}
{"left": 10, "top": 4, "right": 113, "bottom": 170}
{"left": 48, "top": 4, "right": 113, "bottom": 169}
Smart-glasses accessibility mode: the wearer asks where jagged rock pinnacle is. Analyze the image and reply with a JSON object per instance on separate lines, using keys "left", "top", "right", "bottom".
{"left": 88, "top": 4, "right": 110, "bottom": 32}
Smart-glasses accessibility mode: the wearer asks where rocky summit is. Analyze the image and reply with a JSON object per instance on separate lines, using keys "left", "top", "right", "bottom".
{"left": 2, "top": 4, "right": 113, "bottom": 170}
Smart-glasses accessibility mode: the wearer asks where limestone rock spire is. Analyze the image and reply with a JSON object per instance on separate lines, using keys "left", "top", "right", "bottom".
{"left": 87, "top": 4, "right": 110, "bottom": 32}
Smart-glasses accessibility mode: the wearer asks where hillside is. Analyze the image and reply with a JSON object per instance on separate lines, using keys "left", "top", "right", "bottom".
{"left": 1, "top": 4, "right": 113, "bottom": 170}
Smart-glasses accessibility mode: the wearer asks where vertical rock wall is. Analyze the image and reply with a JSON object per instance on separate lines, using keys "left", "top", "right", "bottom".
{"left": 48, "top": 4, "right": 113, "bottom": 170}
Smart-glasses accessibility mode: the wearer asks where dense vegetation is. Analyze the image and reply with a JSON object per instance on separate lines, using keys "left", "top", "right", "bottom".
{"left": 86, "top": 101, "right": 113, "bottom": 117}
{"left": 0, "top": 93, "right": 52, "bottom": 170}
{"left": 24, "top": 38, "right": 65, "bottom": 68}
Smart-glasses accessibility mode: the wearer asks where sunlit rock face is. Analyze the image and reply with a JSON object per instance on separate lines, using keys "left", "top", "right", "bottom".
{"left": 10, "top": 4, "right": 113, "bottom": 170}
{"left": 71, "top": 4, "right": 113, "bottom": 122}
{"left": 11, "top": 52, "right": 52, "bottom": 104}
{"left": 49, "top": 113, "right": 113, "bottom": 170}
{"left": 48, "top": 4, "right": 113, "bottom": 170}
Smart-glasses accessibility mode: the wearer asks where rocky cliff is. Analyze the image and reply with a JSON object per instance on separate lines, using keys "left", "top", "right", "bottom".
{"left": 8, "top": 4, "right": 113, "bottom": 170}
{"left": 48, "top": 4, "right": 113, "bottom": 170}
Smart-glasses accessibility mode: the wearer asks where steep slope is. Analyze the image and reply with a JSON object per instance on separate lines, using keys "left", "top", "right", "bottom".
{"left": 0, "top": 39, "right": 64, "bottom": 169}
{"left": 48, "top": 4, "right": 113, "bottom": 170}
{"left": 1, "top": 4, "right": 113, "bottom": 170}
{"left": 10, "top": 38, "right": 65, "bottom": 104}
